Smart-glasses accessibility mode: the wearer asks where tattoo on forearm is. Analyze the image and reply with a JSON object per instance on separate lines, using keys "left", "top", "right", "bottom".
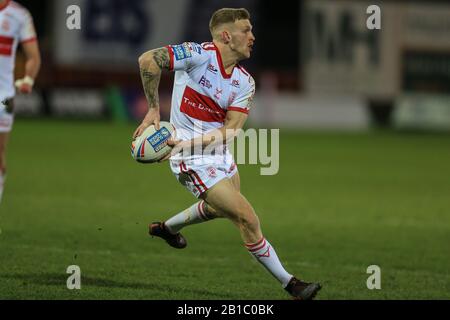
{"left": 140, "top": 68, "right": 160, "bottom": 109}
{"left": 153, "top": 48, "right": 170, "bottom": 70}
{"left": 139, "top": 48, "right": 170, "bottom": 109}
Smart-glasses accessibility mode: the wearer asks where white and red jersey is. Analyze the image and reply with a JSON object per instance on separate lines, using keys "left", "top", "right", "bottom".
{"left": 166, "top": 42, "right": 256, "bottom": 145}
{"left": 0, "top": 0, "right": 37, "bottom": 101}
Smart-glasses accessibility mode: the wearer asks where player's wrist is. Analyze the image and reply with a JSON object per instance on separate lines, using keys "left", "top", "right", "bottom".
{"left": 22, "top": 76, "right": 35, "bottom": 86}
{"left": 15, "top": 76, "right": 35, "bottom": 89}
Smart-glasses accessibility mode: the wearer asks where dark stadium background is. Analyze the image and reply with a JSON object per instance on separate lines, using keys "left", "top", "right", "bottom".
{"left": 0, "top": 0, "right": 449, "bottom": 300}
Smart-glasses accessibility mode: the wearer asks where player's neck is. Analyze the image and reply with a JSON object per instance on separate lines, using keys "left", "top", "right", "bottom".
{"left": 213, "top": 41, "right": 238, "bottom": 74}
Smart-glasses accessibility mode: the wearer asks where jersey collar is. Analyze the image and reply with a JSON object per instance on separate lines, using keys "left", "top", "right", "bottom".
{"left": 212, "top": 43, "right": 234, "bottom": 79}
{"left": 0, "top": 0, "right": 10, "bottom": 11}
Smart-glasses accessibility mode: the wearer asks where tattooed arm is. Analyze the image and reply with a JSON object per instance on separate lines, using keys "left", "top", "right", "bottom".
{"left": 133, "top": 47, "right": 171, "bottom": 138}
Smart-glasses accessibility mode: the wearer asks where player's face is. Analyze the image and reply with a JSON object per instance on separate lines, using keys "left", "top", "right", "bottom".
{"left": 230, "top": 20, "right": 255, "bottom": 60}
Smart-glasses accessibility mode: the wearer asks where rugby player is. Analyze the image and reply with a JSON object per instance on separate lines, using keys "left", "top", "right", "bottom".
{"left": 0, "top": 0, "right": 41, "bottom": 204}
{"left": 134, "top": 8, "right": 321, "bottom": 300}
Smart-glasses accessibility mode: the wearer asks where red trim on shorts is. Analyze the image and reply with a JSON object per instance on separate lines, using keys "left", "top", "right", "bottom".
{"left": 180, "top": 162, "right": 206, "bottom": 195}
{"left": 228, "top": 107, "right": 249, "bottom": 115}
{"left": 180, "top": 163, "right": 203, "bottom": 195}
{"left": 165, "top": 46, "right": 174, "bottom": 71}
{"left": 188, "top": 171, "right": 207, "bottom": 194}
{"left": 189, "top": 170, "right": 208, "bottom": 193}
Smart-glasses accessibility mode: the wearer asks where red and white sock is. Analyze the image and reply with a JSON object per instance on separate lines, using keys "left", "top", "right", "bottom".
{"left": 246, "top": 237, "right": 293, "bottom": 288}
{"left": 165, "top": 201, "right": 215, "bottom": 234}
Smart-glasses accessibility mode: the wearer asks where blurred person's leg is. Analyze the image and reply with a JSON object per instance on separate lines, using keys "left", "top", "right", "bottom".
{"left": 0, "top": 100, "right": 13, "bottom": 204}
{"left": 0, "top": 132, "right": 9, "bottom": 204}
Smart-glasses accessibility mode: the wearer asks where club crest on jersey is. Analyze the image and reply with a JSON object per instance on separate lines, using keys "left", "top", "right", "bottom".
{"left": 199, "top": 76, "right": 212, "bottom": 89}
{"left": 207, "top": 64, "right": 218, "bottom": 74}
{"left": 207, "top": 167, "right": 217, "bottom": 178}
{"left": 231, "top": 80, "right": 240, "bottom": 88}
{"left": 172, "top": 43, "right": 192, "bottom": 61}
{"left": 214, "top": 89, "right": 223, "bottom": 100}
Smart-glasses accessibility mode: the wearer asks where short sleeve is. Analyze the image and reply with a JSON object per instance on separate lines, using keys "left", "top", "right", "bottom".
{"left": 228, "top": 77, "right": 256, "bottom": 115}
{"left": 19, "top": 9, "right": 37, "bottom": 43}
{"left": 166, "top": 42, "right": 209, "bottom": 72}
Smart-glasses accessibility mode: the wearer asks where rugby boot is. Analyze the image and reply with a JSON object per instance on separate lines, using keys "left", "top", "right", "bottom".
{"left": 285, "top": 277, "right": 322, "bottom": 300}
{"left": 149, "top": 222, "right": 187, "bottom": 249}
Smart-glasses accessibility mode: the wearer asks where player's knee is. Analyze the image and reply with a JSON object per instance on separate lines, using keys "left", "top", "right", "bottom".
{"left": 204, "top": 202, "right": 221, "bottom": 218}
{"left": 244, "top": 214, "right": 260, "bottom": 232}
{"left": 235, "top": 207, "right": 260, "bottom": 231}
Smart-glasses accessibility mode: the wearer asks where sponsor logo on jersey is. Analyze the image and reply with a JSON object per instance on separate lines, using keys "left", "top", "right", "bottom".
{"left": 198, "top": 76, "right": 212, "bottom": 89}
{"left": 180, "top": 86, "right": 226, "bottom": 123}
{"left": 0, "top": 35, "right": 13, "bottom": 56}
{"left": 231, "top": 80, "right": 240, "bottom": 88}
{"left": 207, "top": 64, "right": 218, "bottom": 74}
{"left": 172, "top": 43, "right": 192, "bottom": 61}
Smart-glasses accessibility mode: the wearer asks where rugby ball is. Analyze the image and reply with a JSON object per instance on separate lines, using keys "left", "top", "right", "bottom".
{"left": 131, "top": 122, "right": 175, "bottom": 163}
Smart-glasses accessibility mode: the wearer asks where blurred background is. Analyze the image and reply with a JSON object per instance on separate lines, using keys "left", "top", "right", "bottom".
{"left": 14, "top": 0, "right": 450, "bottom": 132}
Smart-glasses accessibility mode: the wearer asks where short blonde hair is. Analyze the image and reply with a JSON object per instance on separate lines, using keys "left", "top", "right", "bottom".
{"left": 209, "top": 8, "right": 250, "bottom": 38}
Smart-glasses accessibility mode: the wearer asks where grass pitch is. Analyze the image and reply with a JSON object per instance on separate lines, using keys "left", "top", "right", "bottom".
{"left": 0, "top": 119, "right": 449, "bottom": 300}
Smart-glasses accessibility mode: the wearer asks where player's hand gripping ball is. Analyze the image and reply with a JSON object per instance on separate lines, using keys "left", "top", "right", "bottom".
{"left": 131, "top": 121, "right": 175, "bottom": 163}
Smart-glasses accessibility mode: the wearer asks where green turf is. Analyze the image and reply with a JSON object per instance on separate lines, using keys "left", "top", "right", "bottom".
{"left": 0, "top": 119, "right": 449, "bottom": 300}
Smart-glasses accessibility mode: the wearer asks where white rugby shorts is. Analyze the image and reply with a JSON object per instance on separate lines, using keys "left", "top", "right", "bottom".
{"left": 170, "top": 153, "right": 238, "bottom": 198}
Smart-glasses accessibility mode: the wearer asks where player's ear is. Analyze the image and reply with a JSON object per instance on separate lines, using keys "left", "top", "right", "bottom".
{"left": 221, "top": 30, "right": 231, "bottom": 44}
